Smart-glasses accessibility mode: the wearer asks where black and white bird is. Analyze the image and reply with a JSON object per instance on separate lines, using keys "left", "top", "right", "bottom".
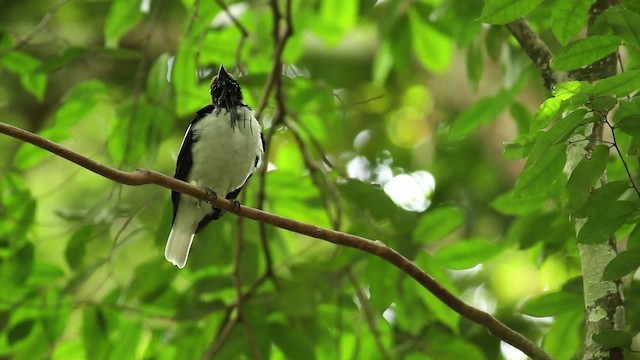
{"left": 165, "top": 65, "right": 264, "bottom": 268}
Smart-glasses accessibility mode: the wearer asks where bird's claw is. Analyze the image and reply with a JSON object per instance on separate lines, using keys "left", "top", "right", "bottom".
{"left": 204, "top": 187, "right": 218, "bottom": 204}
{"left": 230, "top": 199, "right": 241, "bottom": 212}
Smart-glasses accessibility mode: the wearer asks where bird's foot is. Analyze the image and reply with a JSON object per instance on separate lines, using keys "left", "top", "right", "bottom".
{"left": 204, "top": 187, "right": 218, "bottom": 204}
{"left": 230, "top": 199, "right": 241, "bottom": 212}
{"left": 197, "top": 187, "right": 218, "bottom": 208}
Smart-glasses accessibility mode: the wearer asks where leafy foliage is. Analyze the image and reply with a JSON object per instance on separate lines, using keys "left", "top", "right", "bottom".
{"left": 1, "top": 0, "right": 640, "bottom": 359}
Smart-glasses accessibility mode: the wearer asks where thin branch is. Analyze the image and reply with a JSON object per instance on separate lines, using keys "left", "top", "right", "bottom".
{"left": 285, "top": 117, "right": 342, "bottom": 230}
{"left": 0, "top": 0, "right": 68, "bottom": 57}
{"left": 185, "top": 0, "right": 201, "bottom": 36}
{"left": 256, "top": 125, "right": 278, "bottom": 283}
{"left": 347, "top": 268, "right": 392, "bottom": 360}
{"left": 214, "top": 0, "right": 249, "bottom": 74}
{"left": 255, "top": 0, "right": 294, "bottom": 120}
{"left": 234, "top": 201, "right": 263, "bottom": 360}
{"left": 607, "top": 118, "right": 640, "bottom": 198}
{"left": 203, "top": 274, "right": 270, "bottom": 360}
{"left": 505, "top": 18, "right": 566, "bottom": 89}
{"left": 0, "top": 121, "right": 554, "bottom": 360}
{"left": 203, "top": 311, "right": 238, "bottom": 359}
{"left": 255, "top": 0, "right": 295, "bottom": 285}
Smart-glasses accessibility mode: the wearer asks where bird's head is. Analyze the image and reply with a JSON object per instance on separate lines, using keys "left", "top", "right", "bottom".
{"left": 209, "top": 65, "right": 244, "bottom": 110}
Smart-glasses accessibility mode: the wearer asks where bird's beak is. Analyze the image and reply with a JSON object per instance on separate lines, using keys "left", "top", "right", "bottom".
{"left": 217, "top": 65, "right": 230, "bottom": 81}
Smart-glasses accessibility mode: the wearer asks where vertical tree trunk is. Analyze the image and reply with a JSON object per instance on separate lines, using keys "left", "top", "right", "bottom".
{"left": 575, "top": 1, "right": 624, "bottom": 359}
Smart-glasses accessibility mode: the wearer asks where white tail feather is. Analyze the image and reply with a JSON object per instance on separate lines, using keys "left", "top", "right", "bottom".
{"left": 165, "top": 227, "right": 195, "bottom": 269}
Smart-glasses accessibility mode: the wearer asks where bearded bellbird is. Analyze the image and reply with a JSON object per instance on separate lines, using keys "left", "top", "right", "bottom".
{"left": 165, "top": 65, "right": 264, "bottom": 268}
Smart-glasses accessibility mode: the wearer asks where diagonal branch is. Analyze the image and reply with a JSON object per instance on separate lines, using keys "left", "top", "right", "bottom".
{"left": 0, "top": 0, "right": 68, "bottom": 57}
{"left": 0, "top": 121, "right": 553, "bottom": 360}
{"left": 347, "top": 268, "right": 392, "bottom": 360}
{"left": 506, "top": 18, "right": 567, "bottom": 89}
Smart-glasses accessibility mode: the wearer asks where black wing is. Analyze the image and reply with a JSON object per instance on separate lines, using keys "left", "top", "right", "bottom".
{"left": 171, "top": 105, "right": 216, "bottom": 226}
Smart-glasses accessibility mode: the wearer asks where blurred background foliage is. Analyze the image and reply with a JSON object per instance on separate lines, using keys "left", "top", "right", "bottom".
{"left": 0, "top": 0, "right": 639, "bottom": 359}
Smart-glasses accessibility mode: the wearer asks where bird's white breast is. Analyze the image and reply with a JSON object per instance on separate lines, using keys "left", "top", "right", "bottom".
{"left": 188, "top": 107, "right": 262, "bottom": 196}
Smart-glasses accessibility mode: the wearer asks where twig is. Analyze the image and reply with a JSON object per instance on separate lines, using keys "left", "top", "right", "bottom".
{"left": 607, "top": 118, "right": 640, "bottom": 198}
{"left": 203, "top": 274, "right": 270, "bottom": 360}
{"left": 256, "top": 125, "right": 278, "bottom": 283}
{"left": 0, "top": 121, "right": 554, "bottom": 360}
{"left": 347, "top": 268, "right": 392, "bottom": 360}
{"left": 505, "top": 18, "right": 566, "bottom": 89}
{"left": 203, "top": 312, "right": 238, "bottom": 359}
{"left": 0, "top": 0, "right": 68, "bottom": 57}
{"left": 185, "top": 0, "right": 202, "bottom": 36}
{"left": 234, "top": 198, "right": 263, "bottom": 360}
{"left": 214, "top": 0, "right": 249, "bottom": 73}
{"left": 118, "top": 0, "right": 163, "bottom": 170}
{"left": 285, "top": 117, "right": 342, "bottom": 230}
{"left": 255, "top": 0, "right": 295, "bottom": 286}
{"left": 255, "top": 0, "right": 294, "bottom": 120}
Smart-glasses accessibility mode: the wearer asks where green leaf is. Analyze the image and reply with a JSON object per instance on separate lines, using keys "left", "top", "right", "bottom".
{"left": 108, "top": 100, "right": 154, "bottom": 165}
{"left": 553, "top": 80, "right": 594, "bottom": 99}
{"left": 551, "top": 0, "right": 594, "bottom": 45}
{"left": 605, "top": 8, "right": 640, "bottom": 49}
{"left": 592, "top": 330, "right": 633, "bottom": 348}
{"left": 547, "top": 108, "right": 590, "bottom": 145}
{"left": 615, "top": 115, "right": 640, "bottom": 138}
{"left": 104, "top": 0, "right": 144, "bottom": 48}
{"left": 531, "top": 97, "right": 564, "bottom": 131}
{"left": 513, "top": 109, "right": 585, "bottom": 199}
{"left": 172, "top": 45, "right": 203, "bottom": 116}
{"left": 551, "top": 35, "right": 622, "bottom": 71}
{"left": 466, "top": 37, "right": 483, "bottom": 91}
{"left": 543, "top": 309, "right": 583, "bottom": 358}
{"left": 628, "top": 224, "right": 640, "bottom": 249}
{"left": 0, "top": 50, "right": 47, "bottom": 101}
{"left": 319, "top": 0, "right": 358, "bottom": 43}
{"left": 8, "top": 319, "right": 36, "bottom": 345}
{"left": 412, "top": 205, "right": 464, "bottom": 243}
{"left": 503, "top": 132, "right": 539, "bottom": 160}
{"left": 413, "top": 254, "right": 461, "bottom": 331}
{"left": 408, "top": 8, "right": 452, "bottom": 73}
{"left": 508, "top": 211, "right": 574, "bottom": 248}
{"left": 108, "top": 318, "right": 142, "bottom": 360}
{"left": 372, "top": 40, "right": 393, "bottom": 85}
{"left": 7, "top": 242, "right": 35, "bottom": 283}
{"left": 586, "top": 96, "right": 618, "bottom": 113}
{"left": 510, "top": 101, "right": 532, "bottom": 134}
{"left": 339, "top": 179, "right": 397, "bottom": 220}
{"left": 128, "top": 259, "right": 177, "bottom": 302}
{"left": 573, "top": 180, "right": 630, "bottom": 218}
{"left": 566, "top": 145, "right": 609, "bottom": 211}
{"left": 0, "top": 311, "right": 9, "bottom": 333}
{"left": 478, "top": 0, "right": 544, "bottom": 25}
{"left": 82, "top": 306, "right": 109, "bottom": 360}
{"left": 450, "top": 90, "right": 511, "bottom": 137}
{"left": 602, "top": 247, "right": 640, "bottom": 281}
{"left": 433, "top": 237, "right": 500, "bottom": 269}
{"left": 14, "top": 81, "right": 105, "bottom": 170}
{"left": 36, "top": 47, "right": 84, "bottom": 73}
{"left": 491, "top": 190, "right": 546, "bottom": 215}
{"left": 270, "top": 323, "right": 316, "bottom": 360}
{"left": 147, "top": 53, "right": 171, "bottom": 101}
{"left": 577, "top": 201, "right": 635, "bottom": 243}
{"left": 593, "top": 70, "right": 640, "bottom": 97}
{"left": 65, "top": 225, "right": 93, "bottom": 269}
{"left": 513, "top": 142, "right": 566, "bottom": 199}
{"left": 520, "top": 291, "right": 584, "bottom": 317}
